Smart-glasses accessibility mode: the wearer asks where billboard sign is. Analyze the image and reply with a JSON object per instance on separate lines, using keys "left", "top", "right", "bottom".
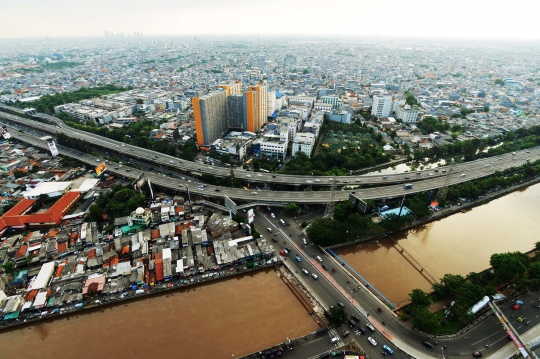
{"left": 348, "top": 193, "right": 368, "bottom": 213}
{"left": 1, "top": 126, "right": 11, "bottom": 139}
{"left": 224, "top": 195, "right": 237, "bottom": 215}
{"left": 133, "top": 173, "right": 146, "bottom": 193}
{"left": 47, "top": 140, "right": 59, "bottom": 157}
{"left": 247, "top": 209, "right": 254, "bottom": 223}
{"left": 95, "top": 162, "right": 107, "bottom": 176}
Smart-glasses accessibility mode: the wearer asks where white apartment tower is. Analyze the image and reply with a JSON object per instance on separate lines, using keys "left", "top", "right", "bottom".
{"left": 371, "top": 95, "right": 392, "bottom": 118}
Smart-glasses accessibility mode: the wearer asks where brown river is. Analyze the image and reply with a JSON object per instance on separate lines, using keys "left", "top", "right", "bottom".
{"left": 0, "top": 268, "right": 318, "bottom": 359}
{"left": 335, "top": 183, "right": 540, "bottom": 307}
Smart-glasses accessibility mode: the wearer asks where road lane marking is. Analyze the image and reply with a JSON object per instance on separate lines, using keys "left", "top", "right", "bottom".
{"left": 470, "top": 331, "right": 501, "bottom": 346}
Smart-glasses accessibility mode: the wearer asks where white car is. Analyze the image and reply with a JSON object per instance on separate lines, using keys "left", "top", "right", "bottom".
{"left": 257, "top": 174, "right": 262, "bottom": 177}
{"left": 355, "top": 178, "right": 361, "bottom": 182}
{"left": 246, "top": 175, "right": 251, "bottom": 178}
{"left": 251, "top": 192, "right": 257, "bottom": 195}
{"left": 368, "top": 337, "right": 377, "bottom": 346}
{"left": 306, "top": 180, "right": 313, "bottom": 183}
{"left": 311, "top": 273, "right": 318, "bottom": 280}
{"left": 315, "top": 179, "right": 320, "bottom": 182}
{"left": 271, "top": 213, "right": 275, "bottom": 218}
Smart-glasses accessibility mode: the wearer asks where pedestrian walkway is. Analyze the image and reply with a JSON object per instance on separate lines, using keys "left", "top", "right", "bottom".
{"left": 488, "top": 324, "right": 540, "bottom": 358}
{"left": 328, "top": 328, "right": 344, "bottom": 347}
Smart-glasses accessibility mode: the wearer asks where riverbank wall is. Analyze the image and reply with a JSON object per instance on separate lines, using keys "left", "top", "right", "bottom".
{"left": 0, "top": 261, "right": 279, "bottom": 332}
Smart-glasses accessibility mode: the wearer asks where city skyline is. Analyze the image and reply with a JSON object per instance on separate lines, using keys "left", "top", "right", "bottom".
{"left": 1, "top": 0, "right": 540, "bottom": 40}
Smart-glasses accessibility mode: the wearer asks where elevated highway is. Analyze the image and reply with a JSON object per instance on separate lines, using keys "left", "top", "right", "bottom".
{"left": 5, "top": 123, "right": 540, "bottom": 204}
{"left": 2, "top": 107, "right": 538, "bottom": 190}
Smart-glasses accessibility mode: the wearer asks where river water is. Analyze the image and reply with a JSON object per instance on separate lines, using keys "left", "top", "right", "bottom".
{"left": 0, "top": 268, "right": 318, "bottom": 359}
{"left": 335, "top": 183, "right": 540, "bottom": 307}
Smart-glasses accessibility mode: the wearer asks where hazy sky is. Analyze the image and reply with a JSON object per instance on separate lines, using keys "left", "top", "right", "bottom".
{"left": 1, "top": 0, "right": 540, "bottom": 40}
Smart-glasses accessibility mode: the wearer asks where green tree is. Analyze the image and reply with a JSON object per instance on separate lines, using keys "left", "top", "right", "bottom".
{"left": 379, "top": 213, "right": 413, "bottom": 232}
{"left": 2, "top": 261, "right": 16, "bottom": 276}
{"left": 2, "top": 203, "right": 15, "bottom": 214}
{"left": 328, "top": 306, "right": 347, "bottom": 326}
{"left": 409, "top": 288, "right": 431, "bottom": 307}
{"left": 284, "top": 203, "right": 299, "bottom": 216}
{"left": 490, "top": 252, "right": 531, "bottom": 284}
{"left": 432, "top": 274, "right": 466, "bottom": 299}
{"left": 407, "top": 196, "right": 431, "bottom": 219}
{"left": 529, "top": 262, "right": 540, "bottom": 281}
{"left": 408, "top": 305, "right": 440, "bottom": 333}
{"left": 13, "top": 170, "right": 26, "bottom": 179}
{"left": 302, "top": 69, "right": 309, "bottom": 74}
{"left": 494, "top": 79, "right": 505, "bottom": 85}
{"left": 136, "top": 98, "right": 144, "bottom": 104}
{"left": 405, "top": 93, "right": 419, "bottom": 106}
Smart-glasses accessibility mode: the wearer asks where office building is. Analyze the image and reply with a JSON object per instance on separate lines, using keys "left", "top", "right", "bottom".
{"left": 192, "top": 90, "right": 227, "bottom": 147}
{"left": 321, "top": 95, "right": 340, "bottom": 109}
{"left": 371, "top": 95, "right": 392, "bottom": 118}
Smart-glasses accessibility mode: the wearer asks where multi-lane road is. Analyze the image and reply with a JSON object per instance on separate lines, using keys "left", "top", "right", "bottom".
{"left": 4, "top": 106, "right": 540, "bottom": 356}
{"left": 2, "top": 110, "right": 540, "bottom": 204}
{"left": 254, "top": 210, "right": 540, "bottom": 358}
{"left": 1, "top": 108, "right": 539, "bottom": 195}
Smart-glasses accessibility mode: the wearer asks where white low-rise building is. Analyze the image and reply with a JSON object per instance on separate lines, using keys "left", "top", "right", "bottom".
{"left": 397, "top": 104, "right": 420, "bottom": 123}
{"left": 292, "top": 132, "right": 316, "bottom": 158}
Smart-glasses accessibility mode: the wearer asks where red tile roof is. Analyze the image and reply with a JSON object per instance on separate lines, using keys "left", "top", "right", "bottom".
{"left": 0, "top": 191, "right": 81, "bottom": 230}
{"left": 15, "top": 244, "right": 27, "bottom": 259}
